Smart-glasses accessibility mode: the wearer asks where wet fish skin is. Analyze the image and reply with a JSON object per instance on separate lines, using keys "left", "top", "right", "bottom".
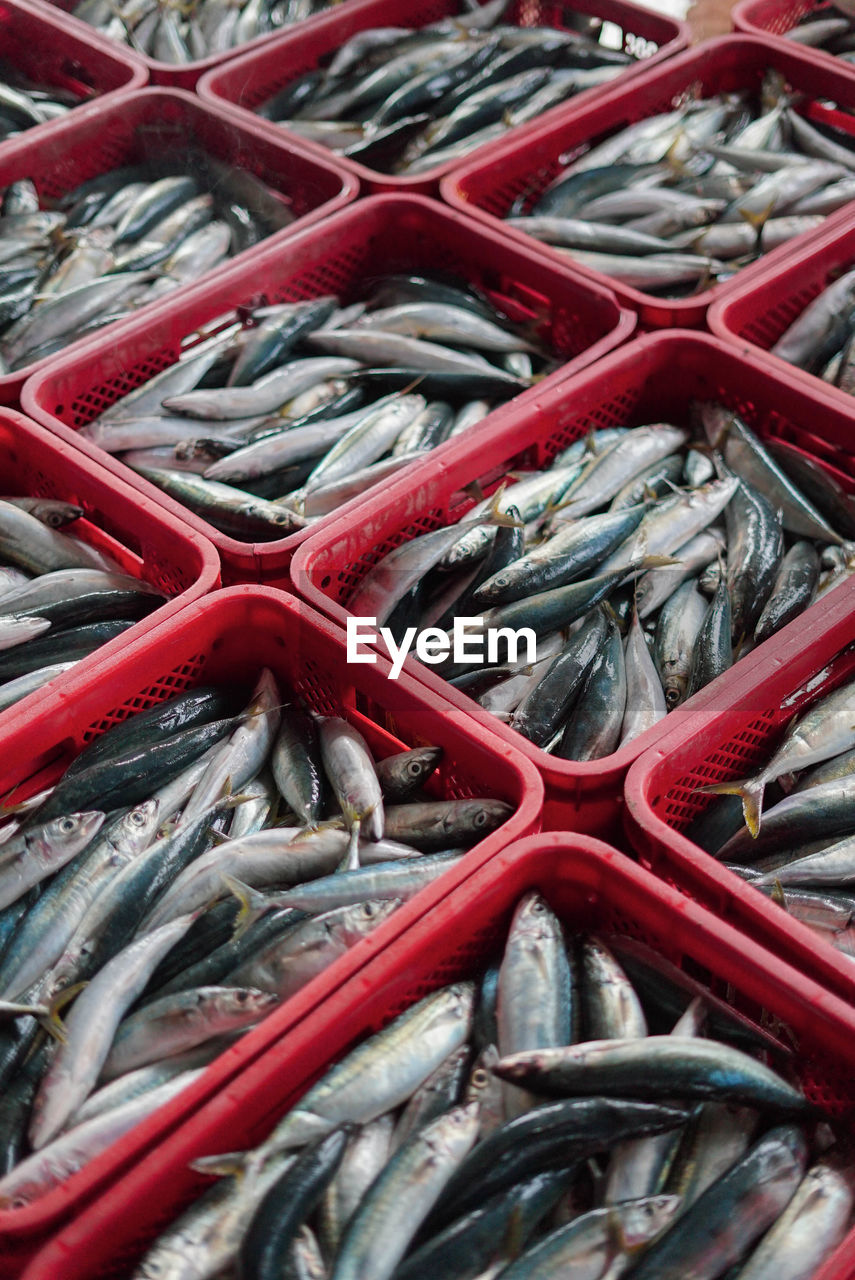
{"left": 627, "top": 1126, "right": 809, "bottom": 1280}
{"left": 239, "top": 1126, "right": 353, "bottom": 1280}
{"left": 493, "top": 1037, "right": 809, "bottom": 1112}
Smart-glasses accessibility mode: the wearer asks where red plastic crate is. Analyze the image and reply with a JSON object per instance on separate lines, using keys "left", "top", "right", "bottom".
{"left": 444, "top": 35, "right": 855, "bottom": 329}
{"left": 0, "top": 85, "right": 357, "bottom": 405}
{"left": 33, "top": 0, "right": 367, "bottom": 89}
{"left": 291, "top": 329, "right": 855, "bottom": 836}
{"left": 21, "top": 194, "right": 634, "bottom": 585}
{"left": 198, "top": 0, "right": 687, "bottom": 196}
{"left": 0, "top": 0, "right": 148, "bottom": 143}
{"left": 733, "top": 0, "right": 855, "bottom": 80}
{"left": 19, "top": 833, "right": 855, "bottom": 1280}
{"left": 707, "top": 219, "right": 855, "bottom": 431}
{"left": 0, "top": 406, "right": 218, "bottom": 733}
{"left": 0, "top": 584, "right": 542, "bottom": 1274}
{"left": 624, "top": 573, "right": 855, "bottom": 1017}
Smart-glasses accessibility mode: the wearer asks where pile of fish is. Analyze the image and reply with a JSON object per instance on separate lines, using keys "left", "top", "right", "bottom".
{"left": 78, "top": 276, "right": 557, "bottom": 540}
{"left": 504, "top": 72, "right": 855, "bottom": 297}
{"left": 66, "top": 0, "right": 333, "bottom": 64}
{"left": 0, "top": 670, "right": 510, "bottom": 1206}
{"left": 0, "top": 63, "right": 85, "bottom": 141}
{"left": 127, "top": 900, "right": 854, "bottom": 1280}
{"left": 254, "top": 0, "right": 635, "bottom": 177}
{"left": 347, "top": 404, "right": 855, "bottom": 760}
{"left": 0, "top": 159, "right": 293, "bottom": 375}
{"left": 0, "top": 496, "right": 165, "bottom": 713}
{"left": 770, "top": 263, "right": 855, "bottom": 390}
{"left": 690, "top": 670, "right": 855, "bottom": 964}
{"left": 784, "top": 7, "right": 855, "bottom": 62}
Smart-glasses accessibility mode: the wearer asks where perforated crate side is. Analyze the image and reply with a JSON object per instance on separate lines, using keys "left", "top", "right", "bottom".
{"left": 736, "top": 0, "right": 835, "bottom": 39}
{"left": 78, "top": 655, "right": 209, "bottom": 745}
{"left": 652, "top": 640, "right": 855, "bottom": 832}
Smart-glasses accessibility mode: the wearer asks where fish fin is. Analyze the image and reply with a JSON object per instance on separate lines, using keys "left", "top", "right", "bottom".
{"left": 738, "top": 198, "right": 776, "bottom": 239}
{"left": 42, "top": 981, "right": 88, "bottom": 1044}
{"left": 497, "top": 1203, "right": 527, "bottom": 1262}
{"left": 208, "top": 828, "right": 232, "bottom": 846}
{"left": 190, "top": 1151, "right": 248, "bottom": 1177}
{"left": 337, "top": 817, "right": 362, "bottom": 873}
{"left": 663, "top": 132, "right": 691, "bottom": 177}
{"left": 463, "top": 479, "right": 485, "bottom": 505}
{"left": 222, "top": 874, "right": 269, "bottom": 940}
{"left": 485, "top": 484, "right": 524, "bottom": 529}
{"left": 638, "top": 555, "right": 682, "bottom": 569}
{"left": 482, "top": 1043, "right": 500, "bottom": 1071}
{"left": 697, "top": 777, "right": 765, "bottom": 837}
{"left": 771, "top": 878, "right": 787, "bottom": 909}
{"left": 224, "top": 791, "right": 259, "bottom": 810}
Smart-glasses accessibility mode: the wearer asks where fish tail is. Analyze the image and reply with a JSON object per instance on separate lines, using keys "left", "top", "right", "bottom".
{"left": 698, "top": 776, "right": 765, "bottom": 837}
{"left": 738, "top": 198, "right": 776, "bottom": 239}
{"left": 41, "top": 981, "right": 88, "bottom": 1044}
{"left": 337, "top": 817, "right": 361, "bottom": 873}
{"left": 663, "top": 132, "right": 692, "bottom": 177}
{"left": 485, "top": 484, "right": 524, "bottom": 529}
{"left": 222, "top": 874, "right": 270, "bottom": 940}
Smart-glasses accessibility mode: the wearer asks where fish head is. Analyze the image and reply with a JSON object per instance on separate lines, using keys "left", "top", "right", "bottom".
{"left": 43, "top": 809, "right": 105, "bottom": 855}
{"left": 458, "top": 798, "right": 514, "bottom": 838}
{"left": 222, "top": 987, "right": 280, "bottom": 1020}
{"left": 118, "top": 798, "right": 161, "bottom": 851}
{"left": 663, "top": 676, "right": 687, "bottom": 709}
{"left": 613, "top": 1194, "right": 683, "bottom": 1251}
{"left": 335, "top": 897, "right": 400, "bottom": 944}
{"left": 395, "top": 746, "right": 443, "bottom": 789}
{"left": 472, "top": 569, "right": 517, "bottom": 604}
{"left": 510, "top": 890, "right": 556, "bottom": 940}
{"left": 465, "top": 1044, "right": 503, "bottom": 1105}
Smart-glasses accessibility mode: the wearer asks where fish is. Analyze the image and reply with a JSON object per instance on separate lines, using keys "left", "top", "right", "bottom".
{"left": 701, "top": 675, "right": 855, "bottom": 834}
{"left": 0, "top": 158, "right": 295, "bottom": 374}
{"left": 75, "top": 280, "right": 559, "bottom": 540}
{"left": 0, "top": 672, "right": 509, "bottom": 1202}
{"left": 504, "top": 79, "right": 855, "bottom": 297}
{"left": 246, "top": 11, "right": 638, "bottom": 177}
{"left": 120, "top": 892, "right": 854, "bottom": 1280}
{"left": 347, "top": 405, "right": 848, "bottom": 759}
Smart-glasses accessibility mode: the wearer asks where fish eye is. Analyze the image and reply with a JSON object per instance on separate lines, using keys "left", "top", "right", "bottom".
{"left": 58, "top": 817, "right": 76, "bottom": 833}
{"left": 407, "top": 761, "right": 421, "bottom": 777}
{"left": 130, "top": 811, "right": 146, "bottom": 826}
{"left": 471, "top": 1069, "right": 488, "bottom": 1086}
{"left": 665, "top": 687, "right": 681, "bottom": 708}
{"left": 474, "top": 810, "right": 489, "bottom": 827}
{"left": 363, "top": 903, "right": 376, "bottom": 917}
